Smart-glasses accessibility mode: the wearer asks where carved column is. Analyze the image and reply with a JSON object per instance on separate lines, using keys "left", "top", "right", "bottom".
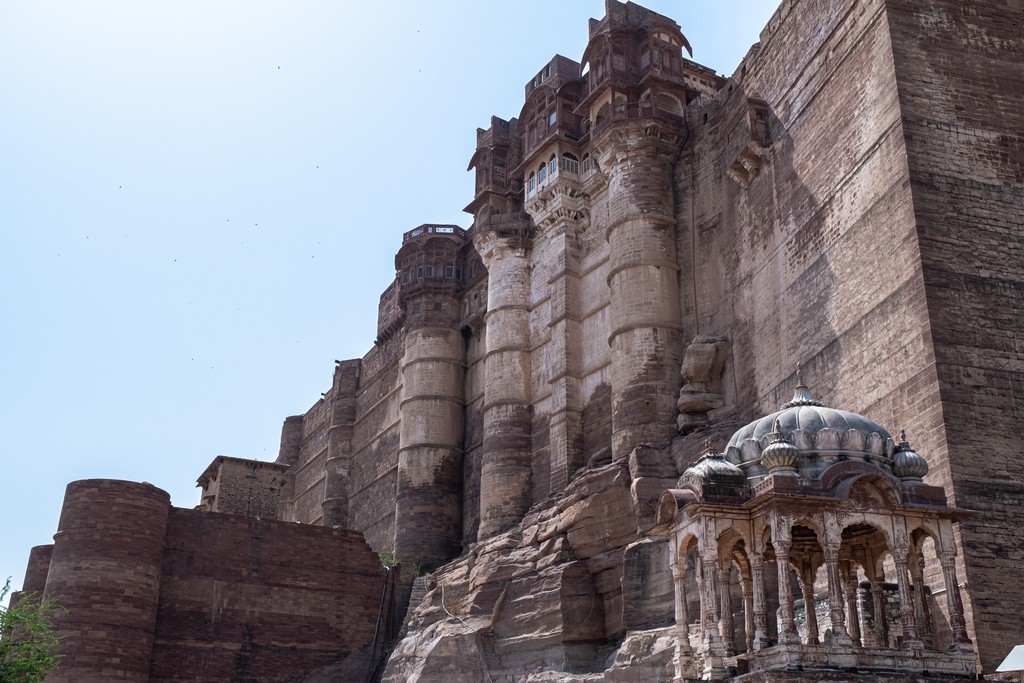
{"left": 701, "top": 559, "right": 721, "bottom": 639}
{"left": 592, "top": 126, "right": 683, "bottom": 458}
{"left": 893, "top": 540, "right": 921, "bottom": 648}
{"left": 701, "top": 555, "right": 727, "bottom": 679}
{"left": 798, "top": 563, "right": 819, "bottom": 645}
{"left": 775, "top": 540, "right": 801, "bottom": 644}
{"left": 673, "top": 562, "right": 693, "bottom": 654}
{"left": 475, "top": 230, "right": 534, "bottom": 539}
{"left": 842, "top": 562, "right": 862, "bottom": 646}
{"left": 741, "top": 576, "right": 755, "bottom": 654}
{"left": 751, "top": 553, "right": 770, "bottom": 650}
{"left": 718, "top": 566, "right": 736, "bottom": 654}
{"left": 909, "top": 551, "right": 933, "bottom": 649}
{"left": 824, "top": 546, "right": 852, "bottom": 645}
{"left": 939, "top": 550, "right": 971, "bottom": 647}
{"left": 870, "top": 579, "right": 889, "bottom": 648}
{"left": 672, "top": 559, "right": 693, "bottom": 683}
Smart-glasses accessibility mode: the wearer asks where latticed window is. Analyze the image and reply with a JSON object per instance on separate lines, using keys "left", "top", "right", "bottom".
{"left": 561, "top": 153, "right": 580, "bottom": 175}
{"left": 538, "top": 164, "right": 547, "bottom": 183}
{"left": 549, "top": 157, "right": 557, "bottom": 176}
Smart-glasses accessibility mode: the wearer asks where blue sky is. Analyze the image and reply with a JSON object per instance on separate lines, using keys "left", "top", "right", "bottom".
{"left": 0, "top": 0, "right": 778, "bottom": 598}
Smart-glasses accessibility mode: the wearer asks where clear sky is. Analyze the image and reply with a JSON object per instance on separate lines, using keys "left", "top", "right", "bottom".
{"left": 0, "top": 0, "right": 779, "bottom": 599}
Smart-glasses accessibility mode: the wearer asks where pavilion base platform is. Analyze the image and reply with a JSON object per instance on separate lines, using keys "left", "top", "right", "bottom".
{"left": 727, "top": 643, "right": 977, "bottom": 680}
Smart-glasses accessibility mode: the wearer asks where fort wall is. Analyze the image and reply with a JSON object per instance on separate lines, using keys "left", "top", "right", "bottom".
{"left": 149, "top": 508, "right": 386, "bottom": 682}
{"left": 265, "top": 2, "right": 1022, "bottom": 669}
{"left": 30, "top": 479, "right": 390, "bottom": 683}
{"left": 19, "top": 0, "right": 1022, "bottom": 679}
{"left": 885, "top": 0, "right": 1024, "bottom": 666}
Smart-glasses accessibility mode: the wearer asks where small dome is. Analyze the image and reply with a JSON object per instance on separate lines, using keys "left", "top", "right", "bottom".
{"left": 724, "top": 370, "right": 895, "bottom": 481}
{"left": 759, "top": 419, "right": 800, "bottom": 475}
{"left": 892, "top": 429, "right": 929, "bottom": 482}
{"left": 680, "top": 439, "right": 745, "bottom": 487}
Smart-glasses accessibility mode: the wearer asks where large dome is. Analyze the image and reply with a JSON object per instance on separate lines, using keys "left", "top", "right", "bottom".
{"left": 724, "top": 374, "right": 896, "bottom": 481}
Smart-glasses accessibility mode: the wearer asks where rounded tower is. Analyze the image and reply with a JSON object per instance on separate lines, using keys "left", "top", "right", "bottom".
{"left": 394, "top": 225, "right": 467, "bottom": 570}
{"left": 43, "top": 479, "right": 170, "bottom": 683}
{"left": 467, "top": 116, "right": 537, "bottom": 539}
{"left": 22, "top": 544, "right": 53, "bottom": 594}
{"left": 581, "top": 3, "right": 694, "bottom": 458}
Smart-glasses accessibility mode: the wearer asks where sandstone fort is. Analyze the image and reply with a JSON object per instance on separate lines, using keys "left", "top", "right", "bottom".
{"left": 13, "top": 0, "right": 1024, "bottom": 680}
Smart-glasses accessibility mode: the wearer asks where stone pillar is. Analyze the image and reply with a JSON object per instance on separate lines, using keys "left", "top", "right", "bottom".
{"left": 843, "top": 562, "right": 862, "bottom": 646}
{"left": 44, "top": 480, "right": 170, "bottom": 683}
{"left": 909, "top": 551, "right": 933, "bottom": 649}
{"left": 798, "top": 564, "right": 819, "bottom": 645}
{"left": 893, "top": 549, "right": 921, "bottom": 648}
{"left": 775, "top": 541, "right": 801, "bottom": 645}
{"left": 322, "top": 360, "right": 360, "bottom": 528}
{"left": 701, "top": 559, "right": 721, "bottom": 637}
{"left": 939, "top": 550, "right": 972, "bottom": 647}
{"left": 718, "top": 566, "right": 736, "bottom": 654}
{"left": 871, "top": 580, "right": 889, "bottom": 648}
{"left": 751, "top": 553, "right": 770, "bottom": 650}
{"left": 593, "top": 127, "right": 684, "bottom": 459}
{"left": 476, "top": 230, "right": 534, "bottom": 539}
{"left": 672, "top": 561, "right": 693, "bottom": 683}
{"left": 741, "top": 576, "right": 755, "bottom": 654}
{"left": 700, "top": 556, "right": 727, "bottom": 679}
{"left": 824, "top": 546, "right": 852, "bottom": 645}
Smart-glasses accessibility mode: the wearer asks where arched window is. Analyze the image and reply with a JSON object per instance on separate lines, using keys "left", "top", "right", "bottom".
{"left": 656, "top": 92, "right": 683, "bottom": 117}
{"left": 548, "top": 155, "right": 557, "bottom": 177}
{"left": 528, "top": 173, "right": 536, "bottom": 194}
{"left": 582, "top": 154, "right": 592, "bottom": 173}
{"left": 537, "top": 162, "right": 547, "bottom": 184}
{"left": 561, "top": 153, "right": 580, "bottom": 175}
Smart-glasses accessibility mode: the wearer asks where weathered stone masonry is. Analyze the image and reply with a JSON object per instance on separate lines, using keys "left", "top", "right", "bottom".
{"left": 17, "top": 0, "right": 1023, "bottom": 680}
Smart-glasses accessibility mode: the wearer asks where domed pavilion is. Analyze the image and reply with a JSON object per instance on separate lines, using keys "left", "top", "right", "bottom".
{"left": 656, "top": 372, "right": 976, "bottom": 680}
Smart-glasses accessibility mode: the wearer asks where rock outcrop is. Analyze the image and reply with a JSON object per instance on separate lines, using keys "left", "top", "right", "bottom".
{"left": 382, "top": 457, "right": 685, "bottom": 681}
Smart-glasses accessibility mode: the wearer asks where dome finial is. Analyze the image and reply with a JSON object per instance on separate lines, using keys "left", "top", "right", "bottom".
{"left": 899, "top": 427, "right": 908, "bottom": 444}
{"left": 697, "top": 435, "right": 723, "bottom": 461}
{"left": 782, "top": 364, "right": 825, "bottom": 409}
